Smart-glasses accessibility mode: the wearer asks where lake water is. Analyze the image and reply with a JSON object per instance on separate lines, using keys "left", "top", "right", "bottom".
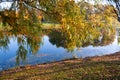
{"left": 0, "top": 35, "right": 120, "bottom": 71}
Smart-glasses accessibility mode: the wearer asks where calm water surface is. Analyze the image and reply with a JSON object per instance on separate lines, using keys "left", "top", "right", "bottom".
{"left": 0, "top": 35, "right": 120, "bottom": 71}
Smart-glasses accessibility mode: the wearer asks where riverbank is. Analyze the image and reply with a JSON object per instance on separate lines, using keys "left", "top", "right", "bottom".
{"left": 0, "top": 52, "right": 120, "bottom": 80}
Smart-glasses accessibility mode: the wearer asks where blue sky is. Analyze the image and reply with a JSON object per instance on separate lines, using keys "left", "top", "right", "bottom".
{"left": 0, "top": 2, "right": 12, "bottom": 9}
{"left": 0, "top": 0, "right": 113, "bottom": 10}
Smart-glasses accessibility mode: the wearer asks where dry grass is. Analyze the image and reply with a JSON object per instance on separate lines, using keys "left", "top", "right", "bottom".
{"left": 0, "top": 52, "right": 120, "bottom": 80}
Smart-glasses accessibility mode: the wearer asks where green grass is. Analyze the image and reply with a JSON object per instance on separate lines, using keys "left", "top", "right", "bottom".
{"left": 0, "top": 22, "right": 61, "bottom": 30}
{"left": 41, "top": 23, "right": 61, "bottom": 29}
{"left": 0, "top": 59, "right": 120, "bottom": 80}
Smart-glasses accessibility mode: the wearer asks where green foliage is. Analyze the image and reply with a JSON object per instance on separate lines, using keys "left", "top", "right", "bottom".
{"left": 16, "top": 45, "right": 27, "bottom": 65}
{"left": 0, "top": 34, "right": 9, "bottom": 50}
{"left": 48, "top": 2, "right": 116, "bottom": 51}
{"left": 0, "top": 25, "right": 43, "bottom": 64}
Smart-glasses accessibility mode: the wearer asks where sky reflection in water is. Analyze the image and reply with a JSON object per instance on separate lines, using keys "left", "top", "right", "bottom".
{"left": 0, "top": 36, "right": 120, "bottom": 71}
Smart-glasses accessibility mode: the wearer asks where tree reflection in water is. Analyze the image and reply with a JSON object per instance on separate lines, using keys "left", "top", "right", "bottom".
{"left": 48, "top": 27, "right": 115, "bottom": 52}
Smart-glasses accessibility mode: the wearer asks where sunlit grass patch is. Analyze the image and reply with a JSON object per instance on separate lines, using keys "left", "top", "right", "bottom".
{"left": 41, "top": 23, "right": 61, "bottom": 29}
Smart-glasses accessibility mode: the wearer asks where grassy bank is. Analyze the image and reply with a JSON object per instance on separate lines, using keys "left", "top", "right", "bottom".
{"left": 0, "top": 52, "right": 120, "bottom": 80}
{"left": 41, "top": 23, "right": 61, "bottom": 29}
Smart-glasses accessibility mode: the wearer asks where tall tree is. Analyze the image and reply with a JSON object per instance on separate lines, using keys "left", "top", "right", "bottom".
{"left": 108, "top": 0, "right": 120, "bottom": 21}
